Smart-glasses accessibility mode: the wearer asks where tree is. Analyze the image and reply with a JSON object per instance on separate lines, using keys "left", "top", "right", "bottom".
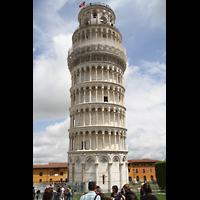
{"left": 155, "top": 161, "right": 166, "bottom": 190}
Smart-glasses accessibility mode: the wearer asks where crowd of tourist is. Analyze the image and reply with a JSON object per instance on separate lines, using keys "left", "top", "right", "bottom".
{"left": 33, "top": 181, "right": 158, "bottom": 200}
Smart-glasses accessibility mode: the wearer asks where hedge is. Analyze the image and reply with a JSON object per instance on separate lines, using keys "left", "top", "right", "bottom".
{"left": 155, "top": 161, "right": 166, "bottom": 189}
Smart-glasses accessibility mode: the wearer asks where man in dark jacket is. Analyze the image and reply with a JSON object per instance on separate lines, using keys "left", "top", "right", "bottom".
{"left": 123, "top": 184, "right": 138, "bottom": 200}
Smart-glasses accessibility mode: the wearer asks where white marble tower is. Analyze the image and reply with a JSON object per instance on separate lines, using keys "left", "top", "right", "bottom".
{"left": 67, "top": 2, "right": 128, "bottom": 192}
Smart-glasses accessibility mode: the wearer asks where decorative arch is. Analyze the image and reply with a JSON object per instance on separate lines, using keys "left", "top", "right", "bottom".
{"left": 99, "top": 154, "right": 110, "bottom": 163}
{"left": 112, "top": 155, "right": 120, "bottom": 163}
{"left": 100, "top": 16, "right": 107, "bottom": 24}
{"left": 84, "top": 155, "right": 95, "bottom": 163}
{"left": 75, "top": 156, "right": 81, "bottom": 165}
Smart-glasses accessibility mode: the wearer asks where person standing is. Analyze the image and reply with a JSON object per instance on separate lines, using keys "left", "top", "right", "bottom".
{"left": 49, "top": 184, "right": 54, "bottom": 200}
{"left": 66, "top": 186, "right": 71, "bottom": 200}
{"left": 140, "top": 183, "right": 144, "bottom": 200}
{"left": 33, "top": 187, "right": 36, "bottom": 200}
{"left": 70, "top": 187, "right": 74, "bottom": 200}
{"left": 80, "top": 182, "right": 101, "bottom": 200}
{"left": 64, "top": 187, "right": 68, "bottom": 200}
{"left": 111, "top": 185, "right": 125, "bottom": 200}
{"left": 141, "top": 183, "right": 158, "bottom": 200}
{"left": 57, "top": 186, "right": 61, "bottom": 200}
{"left": 123, "top": 184, "right": 138, "bottom": 200}
{"left": 36, "top": 190, "right": 40, "bottom": 200}
{"left": 61, "top": 186, "right": 64, "bottom": 200}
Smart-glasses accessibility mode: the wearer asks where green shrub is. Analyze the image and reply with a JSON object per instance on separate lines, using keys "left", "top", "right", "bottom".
{"left": 155, "top": 161, "right": 166, "bottom": 190}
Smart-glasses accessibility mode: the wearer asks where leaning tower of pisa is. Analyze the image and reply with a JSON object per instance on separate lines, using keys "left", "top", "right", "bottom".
{"left": 67, "top": 3, "right": 128, "bottom": 192}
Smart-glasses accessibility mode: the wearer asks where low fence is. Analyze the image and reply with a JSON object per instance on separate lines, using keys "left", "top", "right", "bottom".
{"left": 34, "top": 182, "right": 87, "bottom": 200}
{"left": 33, "top": 182, "right": 87, "bottom": 193}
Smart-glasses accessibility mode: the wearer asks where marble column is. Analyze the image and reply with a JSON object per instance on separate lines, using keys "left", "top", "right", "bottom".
{"left": 95, "top": 130, "right": 98, "bottom": 150}
{"left": 95, "top": 66, "right": 98, "bottom": 81}
{"left": 95, "top": 86, "right": 98, "bottom": 102}
{"left": 95, "top": 163, "right": 98, "bottom": 184}
{"left": 77, "top": 132, "right": 80, "bottom": 150}
{"left": 89, "top": 66, "right": 92, "bottom": 81}
{"left": 83, "top": 132, "right": 85, "bottom": 150}
{"left": 96, "top": 107, "right": 98, "bottom": 125}
{"left": 89, "top": 131, "right": 91, "bottom": 150}
{"left": 108, "top": 162, "right": 112, "bottom": 192}
{"left": 120, "top": 163, "right": 123, "bottom": 188}
{"left": 102, "top": 86, "right": 104, "bottom": 102}
{"left": 82, "top": 163, "right": 85, "bottom": 182}
{"left": 109, "top": 131, "right": 111, "bottom": 148}
{"left": 107, "top": 66, "right": 109, "bottom": 81}
{"left": 83, "top": 109, "right": 85, "bottom": 126}
{"left": 102, "top": 131, "right": 105, "bottom": 149}
{"left": 102, "top": 107, "right": 104, "bottom": 125}
{"left": 89, "top": 87, "right": 92, "bottom": 102}
{"left": 83, "top": 87, "right": 86, "bottom": 103}
{"left": 72, "top": 163, "right": 75, "bottom": 182}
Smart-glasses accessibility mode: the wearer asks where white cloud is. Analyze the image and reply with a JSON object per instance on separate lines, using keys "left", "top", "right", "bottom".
{"left": 124, "top": 60, "right": 166, "bottom": 160}
{"left": 33, "top": 118, "right": 70, "bottom": 163}
{"left": 33, "top": 33, "right": 72, "bottom": 121}
{"left": 33, "top": 0, "right": 78, "bottom": 58}
{"left": 148, "top": 0, "right": 166, "bottom": 28}
{"left": 108, "top": 0, "right": 165, "bottom": 29}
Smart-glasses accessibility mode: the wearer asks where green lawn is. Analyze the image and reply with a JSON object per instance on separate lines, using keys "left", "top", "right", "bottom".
{"left": 73, "top": 192, "right": 166, "bottom": 200}
{"left": 37, "top": 192, "right": 166, "bottom": 200}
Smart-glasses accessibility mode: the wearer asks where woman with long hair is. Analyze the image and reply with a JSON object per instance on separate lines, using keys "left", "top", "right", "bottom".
{"left": 141, "top": 183, "right": 158, "bottom": 200}
{"left": 111, "top": 185, "right": 125, "bottom": 200}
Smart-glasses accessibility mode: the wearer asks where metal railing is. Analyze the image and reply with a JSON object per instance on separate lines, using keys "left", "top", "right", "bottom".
{"left": 81, "top": 2, "right": 112, "bottom": 10}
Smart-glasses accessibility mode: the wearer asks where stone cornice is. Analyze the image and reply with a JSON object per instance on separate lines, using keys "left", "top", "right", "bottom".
{"left": 67, "top": 150, "right": 128, "bottom": 154}
{"left": 68, "top": 125, "right": 127, "bottom": 133}
{"left": 70, "top": 80, "right": 125, "bottom": 93}
{"left": 69, "top": 102, "right": 126, "bottom": 113}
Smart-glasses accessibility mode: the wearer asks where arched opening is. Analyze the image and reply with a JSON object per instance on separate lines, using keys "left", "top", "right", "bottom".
{"left": 103, "top": 29, "right": 106, "bottom": 38}
{"left": 84, "top": 18, "right": 90, "bottom": 25}
{"left": 101, "top": 16, "right": 107, "bottom": 24}
{"left": 93, "top": 11, "right": 97, "bottom": 18}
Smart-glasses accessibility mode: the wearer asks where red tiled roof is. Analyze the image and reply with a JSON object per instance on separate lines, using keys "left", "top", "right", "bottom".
{"left": 128, "top": 158, "right": 160, "bottom": 163}
{"left": 33, "top": 162, "right": 68, "bottom": 169}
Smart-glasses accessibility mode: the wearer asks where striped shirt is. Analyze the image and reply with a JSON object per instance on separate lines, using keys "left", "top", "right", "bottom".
{"left": 80, "top": 191, "right": 101, "bottom": 200}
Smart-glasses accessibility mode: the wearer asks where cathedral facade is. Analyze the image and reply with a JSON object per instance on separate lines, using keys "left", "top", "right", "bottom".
{"left": 67, "top": 3, "right": 128, "bottom": 192}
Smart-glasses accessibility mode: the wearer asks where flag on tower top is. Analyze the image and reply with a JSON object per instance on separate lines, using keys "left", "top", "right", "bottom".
{"left": 79, "top": 1, "right": 85, "bottom": 8}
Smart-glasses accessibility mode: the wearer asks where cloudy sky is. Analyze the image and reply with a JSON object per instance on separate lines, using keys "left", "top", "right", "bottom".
{"left": 33, "top": 0, "right": 166, "bottom": 164}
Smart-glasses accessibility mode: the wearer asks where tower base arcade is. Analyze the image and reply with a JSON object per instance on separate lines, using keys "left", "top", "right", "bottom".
{"left": 68, "top": 151, "right": 128, "bottom": 192}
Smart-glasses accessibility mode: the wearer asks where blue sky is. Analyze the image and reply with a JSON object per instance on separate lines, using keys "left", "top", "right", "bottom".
{"left": 33, "top": 0, "right": 166, "bottom": 163}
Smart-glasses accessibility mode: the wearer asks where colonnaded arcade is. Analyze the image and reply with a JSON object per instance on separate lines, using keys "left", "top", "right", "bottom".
{"left": 67, "top": 2, "right": 128, "bottom": 192}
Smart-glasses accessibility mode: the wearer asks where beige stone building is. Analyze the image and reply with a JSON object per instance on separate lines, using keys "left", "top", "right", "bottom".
{"left": 67, "top": 2, "right": 128, "bottom": 192}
